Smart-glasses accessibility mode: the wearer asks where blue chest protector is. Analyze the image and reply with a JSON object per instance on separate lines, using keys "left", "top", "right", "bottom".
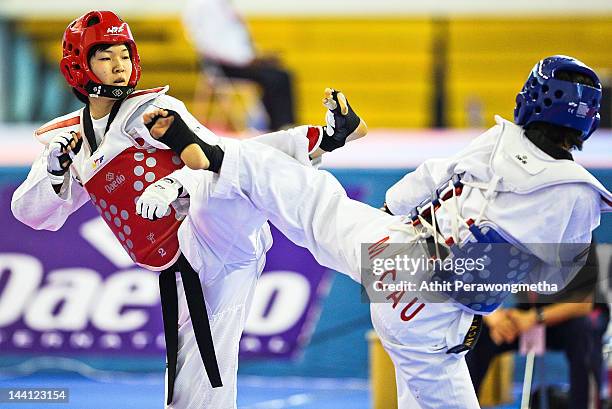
{"left": 429, "top": 223, "right": 540, "bottom": 314}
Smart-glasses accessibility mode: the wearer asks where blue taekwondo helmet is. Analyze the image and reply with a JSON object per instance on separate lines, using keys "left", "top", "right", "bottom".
{"left": 514, "top": 55, "right": 602, "bottom": 141}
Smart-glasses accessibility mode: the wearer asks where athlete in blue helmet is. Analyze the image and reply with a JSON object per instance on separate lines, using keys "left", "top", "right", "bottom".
{"left": 378, "top": 55, "right": 610, "bottom": 408}
{"left": 136, "top": 55, "right": 611, "bottom": 408}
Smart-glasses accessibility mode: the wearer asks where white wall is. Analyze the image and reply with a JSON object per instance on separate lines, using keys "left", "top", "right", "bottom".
{"left": 1, "top": 0, "right": 612, "bottom": 17}
{"left": 2, "top": 125, "right": 611, "bottom": 168}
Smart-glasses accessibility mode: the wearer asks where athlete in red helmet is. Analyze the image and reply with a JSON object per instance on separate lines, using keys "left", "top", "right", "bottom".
{"left": 11, "top": 10, "right": 366, "bottom": 409}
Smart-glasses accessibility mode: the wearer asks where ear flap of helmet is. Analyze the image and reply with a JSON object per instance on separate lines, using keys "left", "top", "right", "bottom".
{"left": 584, "top": 112, "right": 600, "bottom": 141}
{"left": 60, "top": 55, "right": 82, "bottom": 88}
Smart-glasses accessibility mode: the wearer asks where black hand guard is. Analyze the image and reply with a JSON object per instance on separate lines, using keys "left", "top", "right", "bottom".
{"left": 146, "top": 110, "right": 224, "bottom": 173}
{"left": 320, "top": 89, "right": 361, "bottom": 152}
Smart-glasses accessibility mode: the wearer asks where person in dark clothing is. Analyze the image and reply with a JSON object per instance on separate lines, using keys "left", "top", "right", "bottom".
{"left": 183, "top": 0, "right": 295, "bottom": 131}
{"left": 467, "top": 241, "right": 609, "bottom": 409}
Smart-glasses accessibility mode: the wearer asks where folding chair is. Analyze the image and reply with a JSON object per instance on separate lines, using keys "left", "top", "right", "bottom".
{"left": 193, "top": 60, "right": 266, "bottom": 132}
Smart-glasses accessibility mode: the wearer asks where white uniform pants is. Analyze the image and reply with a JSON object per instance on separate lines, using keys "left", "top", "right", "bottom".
{"left": 224, "top": 138, "right": 481, "bottom": 409}
{"left": 166, "top": 130, "right": 311, "bottom": 409}
{"left": 166, "top": 256, "right": 265, "bottom": 409}
{"left": 372, "top": 303, "right": 479, "bottom": 409}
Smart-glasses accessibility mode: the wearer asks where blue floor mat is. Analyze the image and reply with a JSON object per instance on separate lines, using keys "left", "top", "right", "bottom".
{"left": 0, "top": 373, "right": 370, "bottom": 409}
{"left": 0, "top": 370, "right": 536, "bottom": 409}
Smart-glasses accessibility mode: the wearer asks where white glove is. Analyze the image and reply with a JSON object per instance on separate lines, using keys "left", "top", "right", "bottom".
{"left": 136, "top": 177, "right": 183, "bottom": 220}
{"left": 47, "top": 131, "right": 82, "bottom": 185}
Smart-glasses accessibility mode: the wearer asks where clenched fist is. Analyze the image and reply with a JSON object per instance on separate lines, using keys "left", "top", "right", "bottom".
{"left": 47, "top": 131, "right": 82, "bottom": 186}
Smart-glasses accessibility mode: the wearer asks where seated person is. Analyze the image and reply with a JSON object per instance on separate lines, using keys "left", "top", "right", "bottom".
{"left": 183, "top": 0, "right": 295, "bottom": 131}
{"left": 466, "top": 240, "right": 608, "bottom": 409}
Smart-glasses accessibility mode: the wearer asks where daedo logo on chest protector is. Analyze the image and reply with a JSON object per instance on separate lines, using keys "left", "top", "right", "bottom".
{"left": 104, "top": 172, "right": 126, "bottom": 193}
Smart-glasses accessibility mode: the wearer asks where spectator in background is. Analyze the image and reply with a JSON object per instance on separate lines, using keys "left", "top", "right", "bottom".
{"left": 466, "top": 241, "right": 609, "bottom": 409}
{"left": 183, "top": 0, "right": 296, "bottom": 131}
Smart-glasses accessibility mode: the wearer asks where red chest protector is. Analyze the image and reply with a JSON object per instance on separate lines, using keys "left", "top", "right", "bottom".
{"left": 84, "top": 145, "right": 184, "bottom": 270}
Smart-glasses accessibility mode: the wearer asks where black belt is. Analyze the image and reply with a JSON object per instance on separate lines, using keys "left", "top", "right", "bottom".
{"left": 159, "top": 253, "right": 223, "bottom": 405}
{"left": 447, "top": 314, "right": 483, "bottom": 354}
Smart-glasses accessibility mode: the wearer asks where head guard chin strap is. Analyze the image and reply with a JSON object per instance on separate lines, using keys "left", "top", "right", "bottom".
{"left": 84, "top": 81, "right": 135, "bottom": 99}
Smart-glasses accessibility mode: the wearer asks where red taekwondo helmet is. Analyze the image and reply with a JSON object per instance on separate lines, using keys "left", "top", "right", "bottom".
{"left": 60, "top": 10, "right": 142, "bottom": 100}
